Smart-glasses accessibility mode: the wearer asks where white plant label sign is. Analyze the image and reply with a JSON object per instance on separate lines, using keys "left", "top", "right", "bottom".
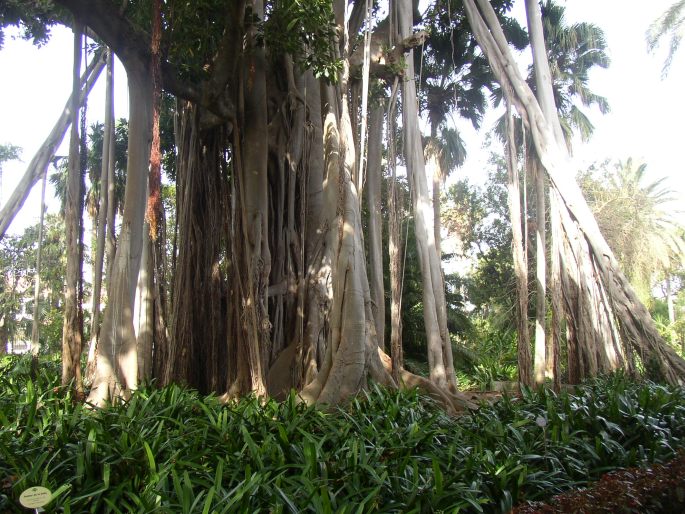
{"left": 19, "top": 486, "right": 52, "bottom": 509}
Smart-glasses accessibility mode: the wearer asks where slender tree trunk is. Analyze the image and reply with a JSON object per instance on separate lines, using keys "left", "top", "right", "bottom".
{"left": 525, "top": 0, "right": 558, "bottom": 387}
{"left": 504, "top": 101, "right": 532, "bottom": 387}
{"left": 105, "top": 112, "right": 117, "bottom": 287}
{"left": 533, "top": 158, "right": 546, "bottom": 385}
{"left": 87, "top": 49, "right": 114, "bottom": 381}
{"left": 356, "top": 0, "right": 373, "bottom": 198}
{"left": 667, "top": 275, "right": 676, "bottom": 325}
{"left": 366, "top": 103, "right": 385, "bottom": 349}
{"left": 0, "top": 54, "right": 104, "bottom": 239}
{"left": 30, "top": 168, "right": 48, "bottom": 357}
{"left": 397, "top": 0, "right": 457, "bottom": 392}
{"left": 549, "top": 189, "right": 562, "bottom": 390}
{"left": 387, "top": 84, "right": 404, "bottom": 381}
{"left": 62, "top": 26, "right": 84, "bottom": 393}
{"left": 666, "top": 274, "right": 679, "bottom": 350}
{"left": 432, "top": 163, "right": 443, "bottom": 260}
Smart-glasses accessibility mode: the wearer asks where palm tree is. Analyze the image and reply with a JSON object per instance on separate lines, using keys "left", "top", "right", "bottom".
{"left": 539, "top": 0, "right": 610, "bottom": 144}
{"left": 493, "top": 0, "right": 610, "bottom": 146}
{"left": 647, "top": 0, "right": 685, "bottom": 78}
{"left": 580, "top": 158, "right": 685, "bottom": 305}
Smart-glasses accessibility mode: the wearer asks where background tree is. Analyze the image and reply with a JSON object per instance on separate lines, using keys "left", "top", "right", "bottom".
{"left": 579, "top": 158, "right": 685, "bottom": 305}
{"left": 0, "top": 143, "right": 21, "bottom": 202}
{"left": 647, "top": 0, "right": 685, "bottom": 77}
{"left": 0, "top": 216, "right": 66, "bottom": 355}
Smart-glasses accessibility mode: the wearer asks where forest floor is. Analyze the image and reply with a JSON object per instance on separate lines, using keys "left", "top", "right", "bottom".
{"left": 513, "top": 450, "right": 685, "bottom": 513}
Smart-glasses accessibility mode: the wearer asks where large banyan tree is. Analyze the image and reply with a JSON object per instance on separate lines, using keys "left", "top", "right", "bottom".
{"left": 3, "top": 0, "right": 684, "bottom": 407}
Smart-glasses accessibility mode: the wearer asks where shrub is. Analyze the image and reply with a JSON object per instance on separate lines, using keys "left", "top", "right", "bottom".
{"left": 2, "top": 357, "right": 685, "bottom": 513}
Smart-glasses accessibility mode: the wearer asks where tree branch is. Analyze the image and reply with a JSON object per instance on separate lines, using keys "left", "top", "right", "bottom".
{"left": 53, "top": 0, "right": 235, "bottom": 121}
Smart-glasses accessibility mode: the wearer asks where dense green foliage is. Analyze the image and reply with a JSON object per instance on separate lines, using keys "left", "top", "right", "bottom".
{"left": 0, "top": 216, "right": 65, "bottom": 353}
{"left": 2, "top": 356, "right": 685, "bottom": 513}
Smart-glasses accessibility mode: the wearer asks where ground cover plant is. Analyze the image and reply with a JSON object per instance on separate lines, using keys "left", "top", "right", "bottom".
{"left": 2, "top": 356, "right": 685, "bottom": 513}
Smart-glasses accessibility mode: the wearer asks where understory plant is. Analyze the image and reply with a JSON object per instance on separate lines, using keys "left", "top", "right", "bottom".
{"left": 1, "top": 356, "right": 685, "bottom": 513}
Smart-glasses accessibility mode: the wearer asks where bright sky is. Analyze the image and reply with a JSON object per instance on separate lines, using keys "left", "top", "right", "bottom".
{"left": 0, "top": 1, "right": 683, "bottom": 236}
{"left": 0, "top": 25, "right": 128, "bottom": 236}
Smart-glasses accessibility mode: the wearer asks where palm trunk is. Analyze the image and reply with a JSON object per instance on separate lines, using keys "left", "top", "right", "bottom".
{"left": 62, "top": 26, "right": 84, "bottom": 393}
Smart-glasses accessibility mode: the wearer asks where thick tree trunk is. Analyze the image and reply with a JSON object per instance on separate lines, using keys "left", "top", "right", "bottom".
{"left": 62, "top": 27, "right": 84, "bottom": 392}
{"left": 0, "top": 53, "right": 104, "bottom": 239}
{"left": 87, "top": 49, "right": 114, "bottom": 381}
{"left": 231, "top": 0, "right": 270, "bottom": 397}
{"left": 298, "top": 109, "right": 393, "bottom": 405}
{"left": 137, "top": 0, "right": 162, "bottom": 384}
{"left": 397, "top": 0, "right": 457, "bottom": 392}
{"left": 30, "top": 168, "right": 48, "bottom": 357}
{"left": 298, "top": 0, "right": 395, "bottom": 405}
{"left": 163, "top": 107, "right": 229, "bottom": 393}
{"left": 366, "top": 103, "right": 385, "bottom": 349}
{"left": 297, "top": 71, "right": 327, "bottom": 389}
{"left": 87, "top": 68, "right": 153, "bottom": 405}
{"left": 464, "top": 0, "right": 685, "bottom": 385}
